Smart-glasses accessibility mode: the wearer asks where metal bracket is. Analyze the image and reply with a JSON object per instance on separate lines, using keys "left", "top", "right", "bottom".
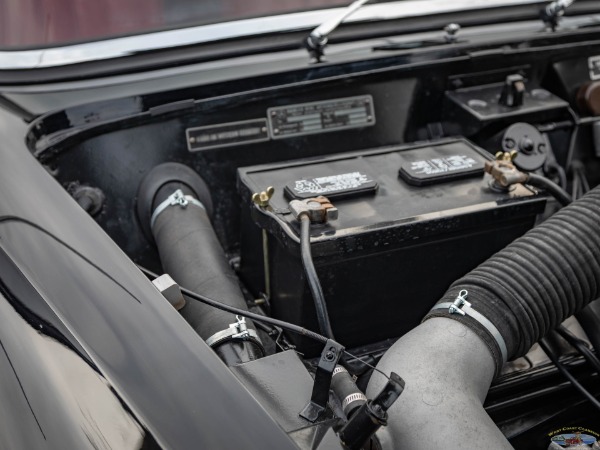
{"left": 300, "top": 339, "right": 345, "bottom": 422}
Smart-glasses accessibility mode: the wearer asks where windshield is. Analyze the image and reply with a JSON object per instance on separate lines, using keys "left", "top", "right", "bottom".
{"left": 0, "top": 0, "right": 351, "bottom": 49}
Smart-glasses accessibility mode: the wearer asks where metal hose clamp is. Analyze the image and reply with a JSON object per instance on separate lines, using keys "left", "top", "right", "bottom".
{"left": 430, "top": 290, "right": 508, "bottom": 363}
{"left": 150, "top": 189, "right": 205, "bottom": 229}
{"left": 342, "top": 392, "right": 367, "bottom": 411}
{"left": 205, "top": 315, "right": 261, "bottom": 348}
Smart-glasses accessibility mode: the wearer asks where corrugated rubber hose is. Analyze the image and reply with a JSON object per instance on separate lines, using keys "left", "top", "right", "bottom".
{"left": 426, "top": 185, "right": 600, "bottom": 369}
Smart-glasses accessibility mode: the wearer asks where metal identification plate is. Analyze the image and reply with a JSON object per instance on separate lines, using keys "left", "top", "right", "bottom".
{"left": 186, "top": 119, "right": 269, "bottom": 151}
{"left": 268, "top": 95, "right": 375, "bottom": 139}
{"left": 589, "top": 55, "right": 600, "bottom": 81}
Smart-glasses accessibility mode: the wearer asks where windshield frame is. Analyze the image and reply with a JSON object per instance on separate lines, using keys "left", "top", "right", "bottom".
{"left": 0, "top": 0, "right": 549, "bottom": 70}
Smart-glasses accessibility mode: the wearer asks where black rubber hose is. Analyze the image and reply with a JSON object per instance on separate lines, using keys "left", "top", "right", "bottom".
{"left": 331, "top": 365, "right": 367, "bottom": 418}
{"left": 527, "top": 173, "right": 573, "bottom": 206}
{"left": 425, "top": 185, "right": 600, "bottom": 371}
{"left": 300, "top": 215, "right": 335, "bottom": 339}
{"left": 149, "top": 180, "right": 264, "bottom": 365}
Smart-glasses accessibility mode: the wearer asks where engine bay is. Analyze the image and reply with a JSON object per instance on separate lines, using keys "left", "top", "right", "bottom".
{"left": 24, "top": 18, "right": 600, "bottom": 449}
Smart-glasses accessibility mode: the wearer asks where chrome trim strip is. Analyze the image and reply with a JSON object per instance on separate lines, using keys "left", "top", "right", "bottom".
{"left": 0, "top": 0, "right": 544, "bottom": 70}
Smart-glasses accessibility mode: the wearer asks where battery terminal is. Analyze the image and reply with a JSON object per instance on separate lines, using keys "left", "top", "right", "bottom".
{"left": 484, "top": 151, "right": 528, "bottom": 188}
{"left": 289, "top": 196, "right": 338, "bottom": 224}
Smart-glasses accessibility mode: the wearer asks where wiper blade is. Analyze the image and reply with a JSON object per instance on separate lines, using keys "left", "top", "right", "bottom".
{"left": 305, "top": 0, "right": 370, "bottom": 63}
{"left": 541, "top": 0, "right": 575, "bottom": 31}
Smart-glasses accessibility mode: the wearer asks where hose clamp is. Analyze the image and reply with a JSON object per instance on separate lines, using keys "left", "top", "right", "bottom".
{"left": 430, "top": 290, "right": 508, "bottom": 363}
{"left": 342, "top": 392, "right": 367, "bottom": 412}
{"left": 205, "top": 315, "right": 261, "bottom": 348}
{"left": 150, "top": 189, "right": 205, "bottom": 229}
{"left": 333, "top": 366, "right": 348, "bottom": 377}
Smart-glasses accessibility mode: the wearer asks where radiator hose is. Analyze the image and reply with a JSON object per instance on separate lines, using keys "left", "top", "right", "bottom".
{"left": 368, "top": 186, "right": 600, "bottom": 449}
{"left": 138, "top": 163, "right": 264, "bottom": 365}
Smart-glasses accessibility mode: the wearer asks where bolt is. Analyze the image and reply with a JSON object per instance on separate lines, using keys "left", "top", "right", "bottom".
{"left": 444, "top": 23, "right": 461, "bottom": 36}
{"left": 519, "top": 137, "right": 534, "bottom": 154}
{"left": 325, "top": 349, "right": 336, "bottom": 361}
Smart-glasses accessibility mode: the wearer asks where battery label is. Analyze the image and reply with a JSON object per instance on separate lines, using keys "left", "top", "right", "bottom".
{"left": 410, "top": 155, "right": 478, "bottom": 175}
{"left": 589, "top": 56, "right": 600, "bottom": 80}
{"left": 398, "top": 144, "right": 486, "bottom": 187}
{"left": 268, "top": 95, "right": 375, "bottom": 139}
{"left": 285, "top": 171, "right": 378, "bottom": 200}
{"left": 186, "top": 119, "right": 269, "bottom": 151}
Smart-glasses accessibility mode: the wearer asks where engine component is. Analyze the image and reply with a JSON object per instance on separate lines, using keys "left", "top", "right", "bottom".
{"left": 444, "top": 81, "right": 568, "bottom": 137}
{"left": 138, "top": 163, "right": 264, "bottom": 365}
{"left": 331, "top": 366, "right": 367, "bottom": 418}
{"left": 499, "top": 74, "right": 526, "bottom": 108}
{"left": 238, "top": 139, "right": 546, "bottom": 355}
{"left": 484, "top": 151, "right": 572, "bottom": 205}
{"left": 230, "top": 350, "right": 340, "bottom": 437}
{"left": 367, "top": 184, "right": 600, "bottom": 450}
{"left": 339, "top": 372, "right": 404, "bottom": 450}
{"left": 490, "top": 122, "right": 548, "bottom": 172}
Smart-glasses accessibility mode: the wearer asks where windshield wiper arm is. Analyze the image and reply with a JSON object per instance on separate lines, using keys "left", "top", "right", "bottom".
{"left": 305, "top": 0, "right": 370, "bottom": 63}
{"left": 541, "top": 0, "right": 575, "bottom": 31}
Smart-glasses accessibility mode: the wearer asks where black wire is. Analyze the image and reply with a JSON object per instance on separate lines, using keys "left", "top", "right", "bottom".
{"left": 555, "top": 325, "right": 600, "bottom": 374}
{"left": 299, "top": 215, "right": 336, "bottom": 339}
{"left": 580, "top": 166, "right": 590, "bottom": 193}
{"left": 569, "top": 161, "right": 589, "bottom": 200}
{"left": 527, "top": 173, "right": 573, "bottom": 206}
{"left": 571, "top": 168, "right": 580, "bottom": 200}
{"left": 565, "top": 106, "right": 580, "bottom": 170}
{"left": 137, "top": 264, "right": 328, "bottom": 344}
{"left": 137, "top": 264, "right": 391, "bottom": 381}
{"left": 539, "top": 338, "right": 600, "bottom": 412}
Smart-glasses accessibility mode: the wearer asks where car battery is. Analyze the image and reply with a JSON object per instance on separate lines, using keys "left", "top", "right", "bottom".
{"left": 237, "top": 138, "right": 546, "bottom": 355}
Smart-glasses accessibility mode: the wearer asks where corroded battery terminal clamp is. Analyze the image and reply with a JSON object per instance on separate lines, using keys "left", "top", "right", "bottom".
{"left": 484, "top": 151, "right": 528, "bottom": 189}
{"left": 289, "top": 196, "right": 338, "bottom": 224}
